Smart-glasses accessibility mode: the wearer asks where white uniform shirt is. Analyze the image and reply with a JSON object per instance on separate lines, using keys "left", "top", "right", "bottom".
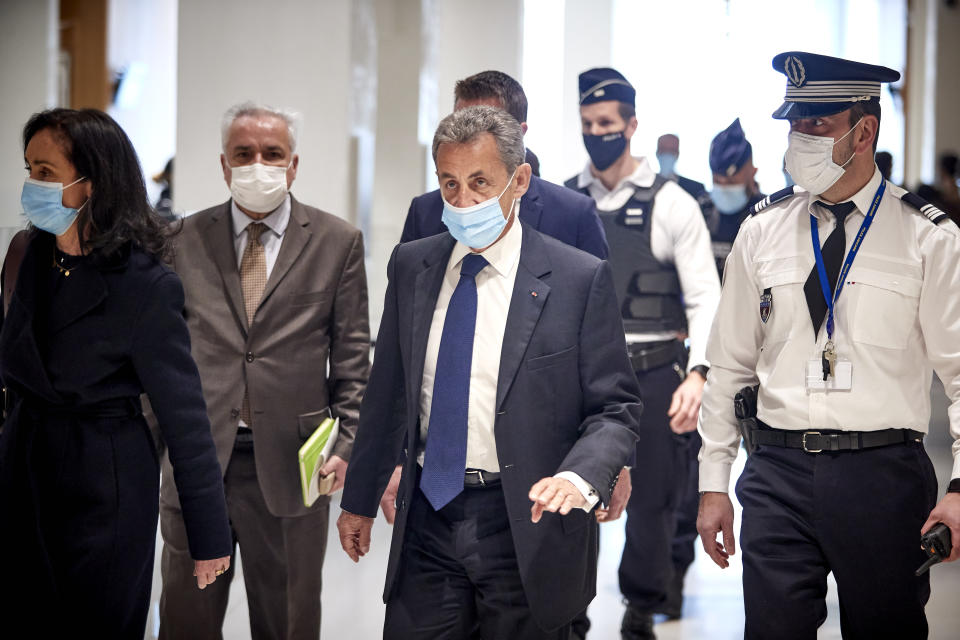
{"left": 576, "top": 157, "right": 720, "bottom": 369}
{"left": 699, "top": 167, "right": 960, "bottom": 492}
{"left": 417, "top": 217, "right": 598, "bottom": 508}
{"left": 231, "top": 195, "right": 291, "bottom": 277}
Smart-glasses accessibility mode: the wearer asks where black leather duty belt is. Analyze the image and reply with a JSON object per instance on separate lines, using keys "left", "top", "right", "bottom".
{"left": 751, "top": 421, "right": 924, "bottom": 453}
{"left": 464, "top": 468, "right": 501, "bottom": 488}
{"left": 626, "top": 339, "right": 683, "bottom": 372}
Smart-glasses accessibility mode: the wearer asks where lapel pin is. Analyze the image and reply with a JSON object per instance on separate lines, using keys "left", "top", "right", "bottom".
{"left": 530, "top": 291, "right": 538, "bottom": 297}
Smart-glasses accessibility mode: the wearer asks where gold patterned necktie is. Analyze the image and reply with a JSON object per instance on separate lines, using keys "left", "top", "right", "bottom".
{"left": 240, "top": 222, "right": 268, "bottom": 324}
{"left": 239, "top": 222, "right": 267, "bottom": 426}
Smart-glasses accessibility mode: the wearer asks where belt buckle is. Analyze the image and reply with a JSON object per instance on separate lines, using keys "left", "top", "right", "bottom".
{"left": 802, "top": 431, "right": 823, "bottom": 453}
{"left": 465, "top": 469, "right": 486, "bottom": 486}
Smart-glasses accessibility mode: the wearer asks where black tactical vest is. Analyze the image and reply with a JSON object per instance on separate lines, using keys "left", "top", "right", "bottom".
{"left": 564, "top": 175, "right": 687, "bottom": 334}
{"left": 701, "top": 191, "right": 765, "bottom": 276}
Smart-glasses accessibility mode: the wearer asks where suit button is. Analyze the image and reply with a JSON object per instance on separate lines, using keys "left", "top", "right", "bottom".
{"left": 246, "top": 352, "right": 254, "bottom": 362}
{"left": 230, "top": 408, "right": 240, "bottom": 419}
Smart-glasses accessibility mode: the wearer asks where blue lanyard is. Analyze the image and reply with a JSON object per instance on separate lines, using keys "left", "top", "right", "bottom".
{"left": 809, "top": 180, "right": 885, "bottom": 340}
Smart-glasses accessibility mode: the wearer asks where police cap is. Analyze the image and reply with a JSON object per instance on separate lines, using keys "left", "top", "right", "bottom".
{"left": 578, "top": 67, "right": 635, "bottom": 107}
{"left": 710, "top": 118, "right": 752, "bottom": 177}
{"left": 771, "top": 51, "right": 900, "bottom": 120}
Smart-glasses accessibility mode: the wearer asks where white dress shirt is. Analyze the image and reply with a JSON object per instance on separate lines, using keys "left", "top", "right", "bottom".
{"left": 699, "top": 167, "right": 960, "bottom": 491}
{"left": 417, "top": 217, "right": 598, "bottom": 509}
{"left": 576, "top": 157, "right": 720, "bottom": 369}
{"left": 230, "top": 194, "right": 291, "bottom": 278}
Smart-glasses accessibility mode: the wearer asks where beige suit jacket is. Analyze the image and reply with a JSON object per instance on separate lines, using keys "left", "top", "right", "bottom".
{"left": 160, "top": 196, "right": 370, "bottom": 518}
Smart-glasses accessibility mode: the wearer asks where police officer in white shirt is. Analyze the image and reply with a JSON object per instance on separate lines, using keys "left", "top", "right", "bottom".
{"left": 697, "top": 51, "right": 960, "bottom": 639}
{"left": 565, "top": 67, "right": 721, "bottom": 640}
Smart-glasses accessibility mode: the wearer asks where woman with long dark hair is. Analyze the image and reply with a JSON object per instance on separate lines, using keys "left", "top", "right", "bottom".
{"left": 0, "top": 108, "right": 232, "bottom": 636}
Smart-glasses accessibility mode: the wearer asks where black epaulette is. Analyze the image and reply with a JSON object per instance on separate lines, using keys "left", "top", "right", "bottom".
{"left": 750, "top": 186, "right": 799, "bottom": 216}
{"left": 900, "top": 191, "right": 951, "bottom": 225}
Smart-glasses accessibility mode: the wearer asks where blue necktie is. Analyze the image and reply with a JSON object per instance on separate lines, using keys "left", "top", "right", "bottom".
{"left": 420, "top": 253, "right": 488, "bottom": 510}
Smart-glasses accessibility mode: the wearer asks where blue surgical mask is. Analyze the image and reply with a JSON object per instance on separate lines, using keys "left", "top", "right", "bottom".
{"left": 711, "top": 183, "right": 749, "bottom": 215}
{"left": 21, "top": 176, "right": 87, "bottom": 236}
{"left": 583, "top": 131, "right": 627, "bottom": 171}
{"left": 657, "top": 152, "right": 678, "bottom": 177}
{"left": 441, "top": 169, "right": 518, "bottom": 249}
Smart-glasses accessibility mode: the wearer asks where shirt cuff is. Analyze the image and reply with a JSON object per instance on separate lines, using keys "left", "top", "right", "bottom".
{"left": 554, "top": 471, "right": 600, "bottom": 512}
{"left": 698, "top": 461, "right": 733, "bottom": 493}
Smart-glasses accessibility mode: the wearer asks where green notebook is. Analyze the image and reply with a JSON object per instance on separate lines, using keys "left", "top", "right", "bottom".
{"left": 298, "top": 415, "right": 340, "bottom": 507}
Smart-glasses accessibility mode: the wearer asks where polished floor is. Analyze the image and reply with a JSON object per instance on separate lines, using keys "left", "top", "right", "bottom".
{"left": 145, "top": 380, "right": 960, "bottom": 639}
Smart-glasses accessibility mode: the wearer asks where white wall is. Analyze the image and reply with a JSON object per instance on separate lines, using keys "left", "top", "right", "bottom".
{"left": 174, "top": 0, "right": 354, "bottom": 218}
{"left": 434, "top": 0, "right": 524, "bottom": 173}
{"left": 107, "top": 0, "right": 178, "bottom": 206}
{"left": 0, "top": 0, "right": 58, "bottom": 240}
{"left": 367, "top": 0, "right": 426, "bottom": 330}
{"left": 905, "top": 0, "right": 938, "bottom": 187}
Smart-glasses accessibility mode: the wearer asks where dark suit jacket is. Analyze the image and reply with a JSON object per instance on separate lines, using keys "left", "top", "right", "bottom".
{"left": 164, "top": 196, "right": 370, "bottom": 518}
{"left": 0, "top": 231, "right": 231, "bottom": 629}
{"left": 400, "top": 175, "right": 609, "bottom": 260}
{"left": 341, "top": 223, "right": 642, "bottom": 630}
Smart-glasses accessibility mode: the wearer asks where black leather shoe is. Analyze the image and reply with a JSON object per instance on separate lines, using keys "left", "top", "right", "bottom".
{"left": 621, "top": 605, "right": 655, "bottom": 640}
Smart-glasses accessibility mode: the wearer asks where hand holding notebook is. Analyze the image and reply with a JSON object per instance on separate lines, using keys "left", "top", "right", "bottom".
{"left": 298, "top": 412, "right": 341, "bottom": 507}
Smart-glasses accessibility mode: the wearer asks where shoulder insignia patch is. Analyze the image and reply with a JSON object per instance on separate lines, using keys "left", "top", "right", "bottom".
{"left": 750, "top": 186, "right": 800, "bottom": 216}
{"left": 900, "top": 191, "right": 950, "bottom": 225}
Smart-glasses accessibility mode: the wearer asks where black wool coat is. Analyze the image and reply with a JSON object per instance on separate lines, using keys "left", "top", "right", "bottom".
{"left": 0, "top": 230, "right": 231, "bottom": 636}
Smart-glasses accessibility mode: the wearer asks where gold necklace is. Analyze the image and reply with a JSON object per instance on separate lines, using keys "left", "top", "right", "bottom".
{"left": 52, "top": 247, "right": 81, "bottom": 276}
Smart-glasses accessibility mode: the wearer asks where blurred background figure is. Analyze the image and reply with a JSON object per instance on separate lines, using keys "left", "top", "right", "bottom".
{"left": 918, "top": 152, "right": 960, "bottom": 225}
{"left": 875, "top": 150, "right": 893, "bottom": 182}
{"left": 656, "top": 133, "right": 708, "bottom": 204}
{"left": 152, "top": 157, "right": 175, "bottom": 221}
{"left": 702, "top": 118, "right": 767, "bottom": 276}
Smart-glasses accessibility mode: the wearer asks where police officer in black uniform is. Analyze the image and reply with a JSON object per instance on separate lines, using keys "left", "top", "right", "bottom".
{"left": 702, "top": 119, "right": 766, "bottom": 276}
{"left": 697, "top": 51, "right": 960, "bottom": 639}
{"left": 566, "top": 67, "right": 721, "bottom": 640}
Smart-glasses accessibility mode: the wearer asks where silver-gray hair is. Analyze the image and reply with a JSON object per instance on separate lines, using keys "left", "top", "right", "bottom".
{"left": 221, "top": 101, "right": 302, "bottom": 152}
{"left": 432, "top": 105, "right": 525, "bottom": 175}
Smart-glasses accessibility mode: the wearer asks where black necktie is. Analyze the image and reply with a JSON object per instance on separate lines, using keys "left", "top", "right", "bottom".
{"left": 803, "top": 201, "right": 857, "bottom": 338}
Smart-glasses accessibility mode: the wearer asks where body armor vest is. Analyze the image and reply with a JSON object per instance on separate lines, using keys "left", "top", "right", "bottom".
{"left": 701, "top": 191, "right": 764, "bottom": 276}
{"left": 565, "top": 175, "right": 686, "bottom": 334}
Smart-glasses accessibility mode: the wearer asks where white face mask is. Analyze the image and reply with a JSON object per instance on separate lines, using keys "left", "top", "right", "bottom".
{"left": 784, "top": 117, "right": 863, "bottom": 195}
{"left": 228, "top": 162, "right": 290, "bottom": 213}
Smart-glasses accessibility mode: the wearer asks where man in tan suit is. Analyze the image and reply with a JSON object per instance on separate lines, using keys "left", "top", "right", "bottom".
{"left": 158, "top": 102, "right": 370, "bottom": 639}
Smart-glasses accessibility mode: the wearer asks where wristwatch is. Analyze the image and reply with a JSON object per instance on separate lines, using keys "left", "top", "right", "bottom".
{"left": 690, "top": 364, "right": 709, "bottom": 380}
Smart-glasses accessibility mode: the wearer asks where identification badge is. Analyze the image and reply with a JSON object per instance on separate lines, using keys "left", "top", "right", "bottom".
{"left": 759, "top": 288, "right": 772, "bottom": 323}
{"left": 623, "top": 208, "right": 645, "bottom": 226}
{"left": 805, "top": 358, "right": 852, "bottom": 391}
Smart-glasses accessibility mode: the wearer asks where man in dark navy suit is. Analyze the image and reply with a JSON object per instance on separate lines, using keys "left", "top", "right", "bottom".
{"left": 400, "top": 70, "right": 608, "bottom": 261}
{"left": 338, "top": 105, "right": 641, "bottom": 638}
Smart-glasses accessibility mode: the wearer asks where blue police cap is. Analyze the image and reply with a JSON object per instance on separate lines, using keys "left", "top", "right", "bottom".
{"left": 709, "top": 118, "right": 752, "bottom": 177}
{"left": 578, "top": 67, "right": 635, "bottom": 107}
{"left": 771, "top": 51, "right": 900, "bottom": 120}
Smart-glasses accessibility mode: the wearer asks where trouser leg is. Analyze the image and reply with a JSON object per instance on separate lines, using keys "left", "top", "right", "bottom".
{"left": 737, "top": 445, "right": 828, "bottom": 640}
{"left": 619, "top": 363, "right": 684, "bottom": 613}
{"left": 818, "top": 442, "right": 936, "bottom": 640}
{"left": 227, "top": 440, "right": 328, "bottom": 640}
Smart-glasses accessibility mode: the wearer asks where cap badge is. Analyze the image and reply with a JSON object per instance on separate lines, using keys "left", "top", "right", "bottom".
{"left": 594, "top": 88, "right": 605, "bottom": 98}
{"left": 785, "top": 55, "right": 806, "bottom": 87}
